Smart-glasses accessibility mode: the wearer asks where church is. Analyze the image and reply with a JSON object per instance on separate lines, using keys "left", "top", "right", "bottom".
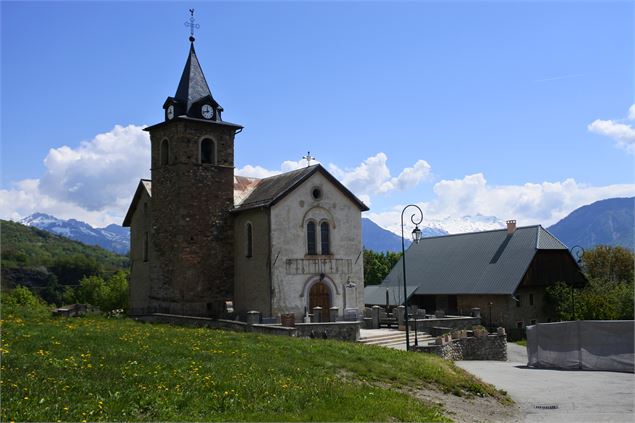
{"left": 123, "top": 30, "right": 368, "bottom": 322}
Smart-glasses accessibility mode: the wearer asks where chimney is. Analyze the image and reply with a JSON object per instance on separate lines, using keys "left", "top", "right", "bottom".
{"left": 506, "top": 220, "right": 517, "bottom": 235}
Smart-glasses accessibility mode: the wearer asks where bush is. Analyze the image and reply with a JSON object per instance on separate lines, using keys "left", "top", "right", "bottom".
{"left": 71, "top": 270, "right": 129, "bottom": 312}
{"left": 1, "top": 286, "right": 50, "bottom": 319}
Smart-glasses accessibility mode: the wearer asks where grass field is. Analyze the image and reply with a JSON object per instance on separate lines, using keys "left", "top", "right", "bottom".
{"left": 1, "top": 307, "right": 509, "bottom": 422}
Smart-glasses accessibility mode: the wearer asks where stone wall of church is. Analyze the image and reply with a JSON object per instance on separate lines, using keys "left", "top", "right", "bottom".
{"left": 148, "top": 120, "right": 237, "bottom": 317}
{"left": 269, "top": 172, "right": 364, "bottom": 320}
{"left": 233, "top": 208, "right": 271, "bottom": 317}
{"left": 128, "top": 189, "right": 152, "bottom": 316}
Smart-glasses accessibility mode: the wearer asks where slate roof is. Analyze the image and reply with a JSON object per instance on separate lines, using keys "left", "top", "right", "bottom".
{"left": 175, "top": 43, "right": 216, "bottom": 115}
{"left": 233, "top": 164, "right": 369, "bottom": 212}
{"left": 370, "top": 226, "right": 570, "bottom": 298}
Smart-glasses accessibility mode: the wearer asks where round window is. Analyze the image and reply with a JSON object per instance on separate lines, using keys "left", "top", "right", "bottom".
{"left": 312, "top": 188, "right": 322, "bottom": 200}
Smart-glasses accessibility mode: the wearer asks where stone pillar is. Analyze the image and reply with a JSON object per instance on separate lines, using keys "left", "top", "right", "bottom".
{"left": 312, "top": 307, "right": 322, "bottom": 323}
{"left": 371, "top": 305, "right": 380, "bottom": 329}
{"left": 329, "top": 307, "right": 339, "bottom": 323}
{"left": 246, "top": 310, "right": 261, "bottom": 325}
{"left": 396, "top": 305, "right": 405, "bottom": 330}
{"left": 497, "top": 327, "right": 506, "bottom": 336}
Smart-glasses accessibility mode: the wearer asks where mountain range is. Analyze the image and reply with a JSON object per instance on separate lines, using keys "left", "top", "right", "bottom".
{"left": 546, "top": 197, "right": 634, "bottom": 251}
{"left": 20, "top": 213, "right": 130, "bottom": 254}
{"left": 18, "top": 197, "right": 633, "bottom": 254}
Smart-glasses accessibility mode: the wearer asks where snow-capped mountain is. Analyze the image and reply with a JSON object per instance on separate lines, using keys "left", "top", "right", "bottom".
{"left": 20, "top": 213, "right": 130, "bottom": 255}
{"left": 421, "top": 214, "right": 506, "bottom": 235}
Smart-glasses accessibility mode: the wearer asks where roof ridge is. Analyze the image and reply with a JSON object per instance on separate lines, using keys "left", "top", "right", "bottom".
{"left": 419, "top": 224, "right": 542, "bottom": 240}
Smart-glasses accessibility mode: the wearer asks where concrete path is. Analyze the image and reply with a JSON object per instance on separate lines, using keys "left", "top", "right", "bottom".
{"left": 456, "top": 343, "right": 635, "bottom": 422}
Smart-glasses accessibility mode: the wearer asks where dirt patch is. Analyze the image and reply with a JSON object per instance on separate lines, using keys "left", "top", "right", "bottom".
{"left": 407, "top": 385, "right": 523, "bottom": 423}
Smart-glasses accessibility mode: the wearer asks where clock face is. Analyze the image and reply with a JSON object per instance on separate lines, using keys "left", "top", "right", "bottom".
{"left": 167, "top": 105, "right": 174, "bottom": 120}
{"left": 201, "top": 104, "right": 213, "bottom": 119}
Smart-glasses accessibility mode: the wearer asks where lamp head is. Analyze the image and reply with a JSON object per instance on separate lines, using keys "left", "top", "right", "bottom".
{"left": 412, "top": 225, "right": 422, "bottom": 244}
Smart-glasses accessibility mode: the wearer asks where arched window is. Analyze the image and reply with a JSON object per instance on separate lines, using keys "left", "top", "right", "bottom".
{"left": 307, "top": 221, "right": 317, "bottom": 255}
{"left": 200, "top": 138, "right": 215, "bottom": 164}
{"left": 160, "top": 139, "right": 169, "bottom": 166}
{"left": 245, "top": 223, "right": 253, "bottom": 258}
{"left": 320, "top": 222, "right": 330, "bottom": 255}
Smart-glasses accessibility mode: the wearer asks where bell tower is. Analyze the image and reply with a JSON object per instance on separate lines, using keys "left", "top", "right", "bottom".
{"left": 144, "top": 14, "right": 242, "bottom": 317}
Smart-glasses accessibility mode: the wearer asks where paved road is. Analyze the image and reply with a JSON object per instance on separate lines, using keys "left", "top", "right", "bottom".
{"left": 456, "top": 343, "right": 635, "bottom": 422}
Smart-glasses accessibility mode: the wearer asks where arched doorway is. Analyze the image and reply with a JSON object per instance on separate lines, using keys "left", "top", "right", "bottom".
{"left": 309, "top": 281, "right": 331, "bottom": 322}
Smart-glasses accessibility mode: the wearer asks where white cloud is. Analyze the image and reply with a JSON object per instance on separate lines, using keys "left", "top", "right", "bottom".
{"left": 366, "top": 173, "right": 635, "bottom": 235}
{"left": 328, "top": 153, "right": 431, "bottom": 200}
{"left": 0, "top": 124, "right": 149, "bottom": 227}
{"left": 235, "top": 164, "right": 280, "bottom": 179}
{"left": 587, "top": 105, "right": 635, "bottom": 154}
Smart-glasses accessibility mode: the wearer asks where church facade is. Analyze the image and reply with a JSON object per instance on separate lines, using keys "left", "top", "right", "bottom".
{"left": 123, "top": 37, "right": 367, "bottom": 321}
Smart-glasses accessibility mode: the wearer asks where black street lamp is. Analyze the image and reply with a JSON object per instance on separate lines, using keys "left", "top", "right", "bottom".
{"left": 570, "top": 245, "right": 585, "bottom": 320}
{"left": 401, "top": 204, "right": 423, "bottom": 351}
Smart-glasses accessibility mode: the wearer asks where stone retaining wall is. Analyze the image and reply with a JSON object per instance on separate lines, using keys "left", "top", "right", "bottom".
{"left": 415, "top": 334, "right": 507, "bottom": 361}
{"left": 136, "top": 313, "right": 359, "bottom": 341}
{"left": 412, "top": 316, "right": 481, "bottom": 333}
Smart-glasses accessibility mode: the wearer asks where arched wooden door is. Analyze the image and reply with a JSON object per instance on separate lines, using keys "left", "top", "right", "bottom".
{"left": 309, "top": 281, "right": 331, "bottom": 322}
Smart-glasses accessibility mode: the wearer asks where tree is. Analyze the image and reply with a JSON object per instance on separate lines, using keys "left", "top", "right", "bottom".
{"left": 581, "top": 245, "right": 634, "bottom": 284}
{"left": 545, "top": 246, "right": 634, "bottom": 321}
{"left": 363, "top": 249, "right": 401, "bottom": 286}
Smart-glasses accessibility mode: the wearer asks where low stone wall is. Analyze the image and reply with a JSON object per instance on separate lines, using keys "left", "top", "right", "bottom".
{"left": 135, "top": 313, "right": 358, "bottom": 341}
{"left": 411, "top": 316, "right": 481, "bottom": 333}
{"left": 415, "top": 334, "right": 507, "bottom": 361}
{"left": 295, "top": 322, "right": 361, "bottom": 341}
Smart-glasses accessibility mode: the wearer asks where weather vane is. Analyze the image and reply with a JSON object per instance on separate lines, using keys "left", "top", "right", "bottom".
{"left": 185, "top": 8, "right": 200, "bottom": 42}
{"left": 302, "top": 151, "right": 315, "bottom": 167}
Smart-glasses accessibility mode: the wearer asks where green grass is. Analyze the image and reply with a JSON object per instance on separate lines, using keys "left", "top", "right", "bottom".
{"left": 1, "top": 309, "right": 509, "bottom": 422}
{"left": 515, "top": 339, "right": 527, "bottom": 346}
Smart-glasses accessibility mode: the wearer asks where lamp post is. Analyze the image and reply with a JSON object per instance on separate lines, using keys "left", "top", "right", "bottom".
{"left": 401, "top": 204, "right": 423, "bottom": 351}
{"left": 570, "top": 245, "right": 585, "bottom": 320}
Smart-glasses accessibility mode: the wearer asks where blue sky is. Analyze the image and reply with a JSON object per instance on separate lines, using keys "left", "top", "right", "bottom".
{"left": 2, "top": 1, "right": 634, "bottom": 231}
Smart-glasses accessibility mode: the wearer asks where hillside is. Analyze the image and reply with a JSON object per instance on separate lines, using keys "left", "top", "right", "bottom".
{"left": 1, "top": 305, "right": 513, "bottom": 422}
{"left": 1, "top": 219, "right": 128, "bottom": 290}
{"left": 547, "top": 197, "right": 634, "bottom": 250}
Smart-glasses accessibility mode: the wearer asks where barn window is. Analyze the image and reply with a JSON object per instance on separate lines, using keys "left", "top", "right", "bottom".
{"left": 307, "top": 221, "right": 317, "bottom": 255}
{"left": 200, "top": 138, "right": 215, "bottom": 164}
{"left": 160, "top": 139, "right": 169, "bottom": 166}
{"left": 516, "top": 295, "right": 521, "bottom": 307}
{"left": 529, "top": 293, "right": 534, "bottom": 306}
{"left": 320, "top": 222, "right": 330, "bottom": 255}
{"left": 245, "top": 223, "right": 253, "bottom": 258}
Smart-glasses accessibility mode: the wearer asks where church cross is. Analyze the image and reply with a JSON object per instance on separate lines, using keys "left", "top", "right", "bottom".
{"left": 302, "top": 151, "right": 315, "bottom": 167}
{"left": 185, "top": 9, "right": 200, "bottom": 42}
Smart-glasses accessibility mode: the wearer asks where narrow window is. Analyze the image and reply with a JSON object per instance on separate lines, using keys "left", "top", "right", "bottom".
{"left": 143, "top": 202, "right": 148, "bottom": 216}
{"left": 529, "top": 293, "right": 534, "bottom": 306}
{"left": 143, "top": 232, "right": 149, "bottom": 262}
{"left": 307, "top": 221, "right": 317, "bottom": 255}
{"left": 246, "top": 223, "right": 253, "bottom": 258}
{"left": 160, "top": 139, "right": 169, "bottom": 166}
{"left": 516, "top": 295, "right": 521, "bottom": 308}
{"left": 320, "top": 222, "right": 330, "bottom": 255}
{"left": 200, "top": 138, "right": 215, "bottom": 164}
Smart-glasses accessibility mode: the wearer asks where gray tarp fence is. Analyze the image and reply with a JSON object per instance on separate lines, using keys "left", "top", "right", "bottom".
{"left": 527, "top": 320, "right": 634, "bottom": 373}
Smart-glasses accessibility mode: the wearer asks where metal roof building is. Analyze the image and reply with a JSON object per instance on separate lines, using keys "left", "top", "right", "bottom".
{"left": 365, "top": 224, "right": 582, "bottom": 306}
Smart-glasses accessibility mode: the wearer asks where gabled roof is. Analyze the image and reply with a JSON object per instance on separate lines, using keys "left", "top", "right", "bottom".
{"left": 233, "top": 164, "right": 369, "bottom": 212}
{"left": 122, "top": 165, "right": 368, "bottom": 227}
{"left": 373, "top": 226, "right": 570, "bottom": 297}
{"left": 122, "top": 179, "right": 151, "bottom": 227}
{"left": 175, "top": 43, "right": 216, "bottom": 115}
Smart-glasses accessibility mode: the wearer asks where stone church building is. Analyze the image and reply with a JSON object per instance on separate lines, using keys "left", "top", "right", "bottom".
{"left": 123, "top": 37, "right": 368, "bottom": 321}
